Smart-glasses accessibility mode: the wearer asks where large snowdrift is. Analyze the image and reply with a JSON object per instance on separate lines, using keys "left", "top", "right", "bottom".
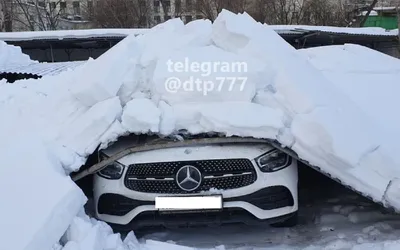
{"left": 1, "top": 10, "right": 400, "bottom": 250}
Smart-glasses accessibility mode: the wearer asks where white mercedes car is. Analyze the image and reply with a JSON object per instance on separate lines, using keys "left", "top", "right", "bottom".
{"left": 93, "top": 135, "right": 298, "bottom": 230}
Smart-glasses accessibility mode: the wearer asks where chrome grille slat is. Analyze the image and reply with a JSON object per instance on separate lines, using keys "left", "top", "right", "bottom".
{"left": 124, "top": 159, "right": 257, "bottom": 194}
{"left": 203, "top": 172, "right": 253, "bottom": 179}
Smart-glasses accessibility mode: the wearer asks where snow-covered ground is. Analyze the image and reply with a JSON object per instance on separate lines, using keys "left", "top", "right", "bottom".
{"left": 1, "top": 10, "right": 400, "bottom": 250}
{"left": 141, "top": 178, "right": 400, "bottom": 250}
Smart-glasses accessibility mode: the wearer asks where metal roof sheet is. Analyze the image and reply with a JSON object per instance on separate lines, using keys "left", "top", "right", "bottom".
{"left": 0, "top": 61, "right": 86, "bottom": 77}
{"left": 0, "top": 29, "right": 147, "bottom": 42}
{"left": 0, "top": 26, "right": 397, "bottom": 42}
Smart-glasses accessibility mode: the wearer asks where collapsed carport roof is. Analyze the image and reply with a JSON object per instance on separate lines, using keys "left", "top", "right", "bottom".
{"left": 0, "top": 61, "right": 86, "bottom": 83}
{"left": 0, "top": 26, "right": 397, "bottom": 50}
{"left": 0, "top": 29, "right": 146, "bottom": 50}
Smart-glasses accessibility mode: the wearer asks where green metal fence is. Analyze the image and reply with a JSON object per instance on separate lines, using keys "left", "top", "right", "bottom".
{"left": 364, "top": 16, "right": 398, "bottom": 30}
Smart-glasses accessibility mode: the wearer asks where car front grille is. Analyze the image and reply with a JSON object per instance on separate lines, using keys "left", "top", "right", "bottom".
{"left": 124, "top": 159, "right": 257, "bottom": 194}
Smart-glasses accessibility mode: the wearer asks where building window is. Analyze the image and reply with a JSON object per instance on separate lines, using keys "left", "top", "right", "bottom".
{"left": 164, "top": 0, "right": 171, "bottom": 13}
{"left": 153, "top": 1, "right": 160, "bottom": 13}
{"left": 164, "top": 15, "right": 171, "bottom": 20}
{"left": 49, "top": 2, "right": 56, "bottom": 10}
{"left": 73, "top": 1, "right": 80, "bottom": 15}
{"left": 154, "top": 15, "right": 161, "bottom": 24}
{"left": 60, "top": 2, "right": 67, "bottom": 14}
{"left": 185, "top": 15, "right": 192, "bottom": 23}
{"left": 196, "top": 15, "right": 203, "bottom": 19}
{"left": 186, "top": 0, "right": 192, "bottom": 12}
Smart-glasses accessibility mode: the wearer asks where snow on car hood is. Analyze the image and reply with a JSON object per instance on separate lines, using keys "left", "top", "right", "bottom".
{"left": 1, "top": 10, "right": 400, "bottom": 250}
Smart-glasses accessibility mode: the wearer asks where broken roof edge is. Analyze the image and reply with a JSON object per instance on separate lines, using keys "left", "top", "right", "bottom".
{"left": 0, "top": 25, "right": 398, "bottom": 42}
{"left": 0, "top": 28, "right": 148, "bottom": 42}
{"left": 269, "top": 25, "right": 399, "bottom": 37}
{"left": 0, "top": 61, "right": 87, "bottom": 77}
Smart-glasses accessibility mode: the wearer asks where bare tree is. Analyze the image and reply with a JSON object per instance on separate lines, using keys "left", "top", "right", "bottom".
{"left": 249, "top": 0, "right": 348, "bottom": 26}
{"left": 1, "top": 0, "right": 65, "bottom": 31}
{"left": 92, "top": 0, "right": 152, "bottom": 28}
{"left": 0, "top": 0, "right": 13, "bottom": 31}
{"left": 14, "top": 0, "right": 37, "bottom": 30}
{"left": 359, "top": 0, "right": 378, "bottom": 26}
{"left": 248, "top": 0, "right": 269, "bottom": 23}
{"left": 191, "top": 0, "right": 250, "bottom": 21}
{"left": 302, "top": 0, "right": 347, "bottom": 26}
{"left": 249, "top": 0, "right": 307, "bottom": 25}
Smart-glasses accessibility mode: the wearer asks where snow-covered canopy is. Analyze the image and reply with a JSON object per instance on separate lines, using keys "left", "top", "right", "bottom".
{"left": 1, "top": 10, "right": 400, "bottom": 250}
{"left": 0, "top": 24, "right": 397, "bottom": 43}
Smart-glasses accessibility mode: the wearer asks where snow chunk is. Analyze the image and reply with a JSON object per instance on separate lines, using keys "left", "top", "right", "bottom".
{"left": 122, "top": 98, "right": 161, "bottom": 133}
{"left": 62, "top": 213, "right": 127, "bottom": 250}
{"left": 58, "top": 97, "right": 123, "bottom": 159}
{"left": 0, "top": 134, "right": 86, "bottom": 250}
{"left": 69, "top": 35, "right": 141, "bottom": 107}
{"left": 384, "top": 178, "right": 400, "bottom": 210}
{"left": 171, "top": 102, "right": 284, "bottom": 138}
{"left": 0, "top": 40, "right": 35, "bottom": 67}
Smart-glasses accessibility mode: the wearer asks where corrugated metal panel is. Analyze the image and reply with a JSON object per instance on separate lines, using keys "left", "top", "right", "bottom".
{"left": 0, "top": 26, "right": 397, "bottom": 43}
{"left": 0, "top": 61, "right": 86, "bottom": 77}
{"left": 270, "top": 25, "right": 398, "bottom": 37}
{"left": 0, "top": 29, "right": 148, "bottom": 42}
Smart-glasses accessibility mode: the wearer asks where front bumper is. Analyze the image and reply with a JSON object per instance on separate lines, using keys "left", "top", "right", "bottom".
{"left": 95, "top": 166, "right": 298, "bottom": 230}
{"left": 109, "top": 209, "right": 298, "bottom": 231}
{"left": 98, "top": 186, "right": 296, "bottom": 231}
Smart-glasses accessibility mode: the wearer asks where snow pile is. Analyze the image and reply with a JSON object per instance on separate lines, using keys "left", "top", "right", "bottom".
{"left": 299, "top": 44, "right": 400, "bottom": 208}
{"left": 0, "top": 119, "right": 86, "bottom": 250}
{"left": 57, "top": 210, "right": 201, "bottom": 250}
{"left": 1, "top": 9, "right": 400, "bottom": 250}
{"left": 270, "top": 24, "right": 398, "bottom": 36}
{"left": 299, "top": 44, "right": 400, "bottom": 141}
{"left": 0, "top": 40, "right": 35, "bottom": 68}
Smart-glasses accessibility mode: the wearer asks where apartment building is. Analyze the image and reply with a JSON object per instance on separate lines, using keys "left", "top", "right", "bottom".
{"left": 50, "top": 0, "right": 93, "bottom": 29}
{"left": 151, "top": 0, "right": 204, "bottom": 26}
{"left": 0, "top": 0, "right": 92, "bottom": 31}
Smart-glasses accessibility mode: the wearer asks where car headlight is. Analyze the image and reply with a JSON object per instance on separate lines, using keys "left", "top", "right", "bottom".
{"left": 98, "top": 153, "right": 125, "bottom": 180}
{"left": 255, "top": 149, "right": 291, "bottom": 172}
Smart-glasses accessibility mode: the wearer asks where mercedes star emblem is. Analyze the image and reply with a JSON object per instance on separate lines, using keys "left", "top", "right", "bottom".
{"left": 176, "top": 165, "right": 202, "bottom": 191}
